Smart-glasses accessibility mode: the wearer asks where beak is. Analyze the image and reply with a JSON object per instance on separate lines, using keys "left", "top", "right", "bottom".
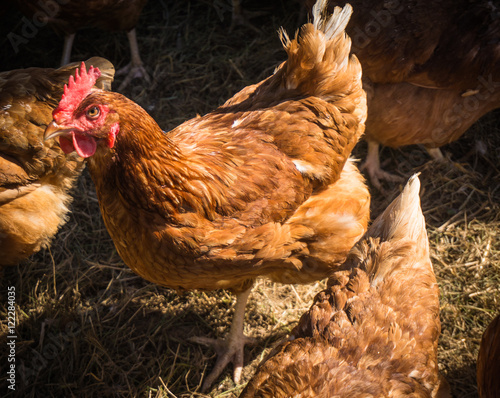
{"left": 44, "top": 121, "right": 74, "bottom": 141}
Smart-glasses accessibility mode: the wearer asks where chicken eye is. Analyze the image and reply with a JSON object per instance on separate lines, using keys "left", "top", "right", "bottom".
{"left": 86, "top": 106, "right": 100, "bottom": 119}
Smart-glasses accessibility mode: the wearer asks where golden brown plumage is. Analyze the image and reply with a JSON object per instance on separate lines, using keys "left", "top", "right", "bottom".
{"left": 477, "top": 313, "right": 500, "bottom": 398}
{"left": 305, "top": 0, "right": 500, "bottom": 188}
{"left": 0, "top": 57, "right": 114, "bottom": 266}
{"left": 12, "top": 0, "right": 148, "bottom": 89}
{"left": 240, "top": 175, "right": 451, "bottom": 398}
{"left": 44, "top": 0, "right": 368, "bottom": 388}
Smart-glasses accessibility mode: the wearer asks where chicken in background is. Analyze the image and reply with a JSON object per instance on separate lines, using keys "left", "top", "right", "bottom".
{"left": 477, "top": 313, "right": 500, "bottom": 398}
{"left": 11, "top": 0, "right": 148, "bottom": 90}
{"left": 240, "top": 175, "right": 451, "bottom": 398}
{"left": 0, "top": 57, "right": 114, "bottom": 266}
{"left": 304, "top": 0, "right": 500, "bottom": 190}
{"left": 44, "top": 0, "right": 369, "bottom": 390}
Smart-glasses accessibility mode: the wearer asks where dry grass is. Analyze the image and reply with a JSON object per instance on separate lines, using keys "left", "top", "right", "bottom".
{"left": 1, "top": 1, "right": 499, "bottom": 397}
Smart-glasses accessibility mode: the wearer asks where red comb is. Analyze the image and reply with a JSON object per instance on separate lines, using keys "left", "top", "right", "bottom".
{"left": 53, "top": 62, "right": 101, "bottom": 121}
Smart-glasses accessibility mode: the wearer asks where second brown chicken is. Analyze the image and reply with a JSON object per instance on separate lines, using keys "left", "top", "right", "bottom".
{"left": 304, "top": 0, "right": 500, "bottom": 189}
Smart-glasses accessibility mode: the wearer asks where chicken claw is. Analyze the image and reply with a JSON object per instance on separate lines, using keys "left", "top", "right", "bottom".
{"left": 191, "top": 333, "right": 256, "bottom": 391}
{"left": 361, "top": 141, "right": 404, "bottom": 191}
{"left": 191, "top": 288, "right": 254, "bottom": 391}
{"left": 116, "top": 63, "right": 150, "bottom": 91}
{"left": 116, "top": 29, "right": 151, "bottom": 91}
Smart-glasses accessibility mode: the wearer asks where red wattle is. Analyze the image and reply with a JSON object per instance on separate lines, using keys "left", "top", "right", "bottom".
{"left": 72, "top": 133, "right": 97, "bottom": 158}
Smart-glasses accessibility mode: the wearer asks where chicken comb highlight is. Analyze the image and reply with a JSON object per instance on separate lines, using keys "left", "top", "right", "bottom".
{"left": 53, "top": 62, "right": 101, "bottom": 121}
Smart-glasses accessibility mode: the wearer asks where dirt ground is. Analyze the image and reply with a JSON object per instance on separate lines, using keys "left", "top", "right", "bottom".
{"left": 0, "top": 1, "right": 499, "bottom": 397}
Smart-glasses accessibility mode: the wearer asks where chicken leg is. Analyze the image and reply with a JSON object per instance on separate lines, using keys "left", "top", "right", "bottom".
{"left": 191, "top": 287, "right": 254, "bottom": 391}
{"left": 60, "top": 33, "right": 75, "bottom": 66}
{"left": 425, "top": 147, "right": 445, "bottom": 161}
{"left": 361, "top": 140, "right": 403, "bottom": 190}
{"left": 59, "top": 28, "right": 148, "bottom": 89}
{"left": 116, "top": 28, "right": 150, "bottom": 91}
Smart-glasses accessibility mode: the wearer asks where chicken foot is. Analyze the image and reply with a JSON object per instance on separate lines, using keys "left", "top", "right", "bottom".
{"left": 59, "top": 28, "right": 147, "bottom": 90}
{"left": 361, "top": 140, "right": 404, "bottom": 191}
{"left": 363, "top": 140, "right": 448, "bottom": 191}
{"left": 191, "top": 287, "right": 255, "bottom": 391}
{"left": 117, "top": 29, "right": 150, "bottom": 91}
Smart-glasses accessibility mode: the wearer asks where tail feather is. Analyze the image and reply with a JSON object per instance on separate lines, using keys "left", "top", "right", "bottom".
{"left": 366, "top": 174, "right": 426, "bottom": 246}
{"left": 313, "top": 0, "right": 352, "bottom": 42}
{"left": 278, "top": 1, "right": 358, "bottom": 97}
{"left": 346, "top": 174, "right": 436, "bottom": 317}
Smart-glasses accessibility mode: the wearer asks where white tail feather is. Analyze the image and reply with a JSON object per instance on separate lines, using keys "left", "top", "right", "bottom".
{"left": 313, "top": 1, "right": 353, "bottom": 40}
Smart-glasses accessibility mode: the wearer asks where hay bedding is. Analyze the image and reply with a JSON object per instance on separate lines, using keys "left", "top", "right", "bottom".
{"left": 0, "top": 1, "right": 498, "bottom": 397}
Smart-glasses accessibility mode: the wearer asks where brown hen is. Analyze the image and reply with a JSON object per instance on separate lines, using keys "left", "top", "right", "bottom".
{"left": 240, "top": 175, "right": 451, "bottom": 398}
{"left": 477, "top": 313, "right": 500, "bottom": 398}
{"left": 12, "top": 0, "right": 148, "bottom": 90}
{"left": 44, "top": 0, "right": 369, "bottom": 389}
{"left": 305, "top": 0, "right": 500, "bottom": 189}
{"left": 0, "top": 57, "right": 114, "bottom": 266}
